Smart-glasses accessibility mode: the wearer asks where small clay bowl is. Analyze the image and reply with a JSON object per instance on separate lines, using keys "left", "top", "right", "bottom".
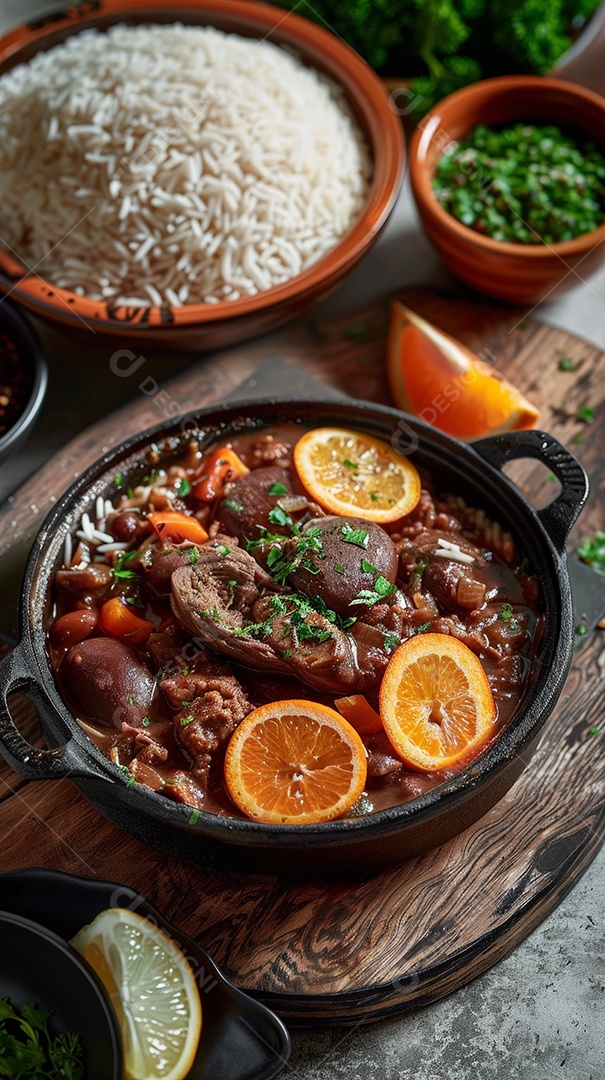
{"left": 0, "top": 0, "right": 404, "bottom": 352}
{"left": 409, "top": 75, "right": 605, "bottom": 304}
{"left": 0, "top": 297, "right": 47, "bottom": 464}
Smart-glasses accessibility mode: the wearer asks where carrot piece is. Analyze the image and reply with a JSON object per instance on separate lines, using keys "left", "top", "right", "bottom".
{"left": 99, "top": 597, "right": 154, "bottom": 645}
{"left": 334, "top": 695, "right": 383, "bottom": 735}
{"left": 147, "top": 510, "right": 209, "bottom": 545}
{"left": 193, "top": 447, "right": 249, "bottom": 502}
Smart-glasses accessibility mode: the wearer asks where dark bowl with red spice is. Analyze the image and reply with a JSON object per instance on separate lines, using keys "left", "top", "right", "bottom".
{"left": 0, "top": 299, "right": 47, "bottom": 463}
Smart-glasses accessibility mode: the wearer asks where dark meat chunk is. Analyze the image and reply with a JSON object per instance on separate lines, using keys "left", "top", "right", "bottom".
{"left": 161, "top": 772, "right": 207, "bottom": 810}
{"left": 217, "top": 466, "right": 296, "bottom": 543}
{"left": 398, "top": 529, "right": 505, "bottom": 614}
{"left": 174, "top": 680, "right": 252, "bottom": 783}
{"left": 249, "top": 434, "right": 291, "bottom": 467}
{"left": 160, "top": 647, "right": 242, "bottom": 710}
{"left": 147, "top": 622, "right": 186, "bottom": 669}
{"left": 288, "top": 516, "right": 398, "bottom": 617}
{"left": 365, "top": 733, "right": 404, "bottom": 779}
{"left": 170, "top": 547, "right": 382, "bottom": 694}
{"left": 56, "top": 564, "right": 112, "bottom": 594}
{"left": 144, "top": 547, "right": 200, "bottom": 593}
{"left": 397, "top": 489, "right": 438, "bottom": 537}
{"left": 60, "top": 637, "right": 155, "bottom": 730}
{"left": 106, "top": 509, "right": 150, "bottom": 545}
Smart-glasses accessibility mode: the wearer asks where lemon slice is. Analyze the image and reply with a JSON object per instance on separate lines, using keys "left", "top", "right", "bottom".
{"left": 71, "top": 908, "right": 201, "bottom": 1080}
{"left": 293, "top": 427, "right": 421, "bottom": 522}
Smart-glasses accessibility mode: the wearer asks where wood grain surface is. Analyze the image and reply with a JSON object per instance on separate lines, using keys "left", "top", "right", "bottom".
{"left": 0, "top": 287, "right": 604, "bottom": 1025}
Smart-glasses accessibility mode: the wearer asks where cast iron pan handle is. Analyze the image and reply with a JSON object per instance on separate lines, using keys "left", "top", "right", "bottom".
{"left": 0, "top": 643, "right": 108, "bottom": 782}
{"left": 472, "top": 430, "right": 589, "bottom": 555}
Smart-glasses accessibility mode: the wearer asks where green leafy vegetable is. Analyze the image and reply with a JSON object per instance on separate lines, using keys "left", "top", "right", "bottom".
{"left": 578, "top": 531, "right": 605, "bottom": 576}
{"left": 270, "top": 1, "right": 599, "bottom": 116}
{"left": 268, "top": 481, "right": 289, "bottom": 496}
{"left": 0, "top": 998, "right": 84, "bottom": 1080}
{"left": 341, "top": 524, "right": 369, "bottom": 548}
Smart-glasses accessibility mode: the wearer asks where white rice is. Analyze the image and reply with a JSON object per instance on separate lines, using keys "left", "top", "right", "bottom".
{"left": 0, "top": 23, "right": 372, "bottom": 308}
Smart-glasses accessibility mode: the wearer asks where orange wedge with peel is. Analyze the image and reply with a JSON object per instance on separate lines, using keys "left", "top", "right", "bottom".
{"left": 387, "top": 302, "right": 540, "bottom": 440}
{"left": 379, "top": 634, "right": 496, "bottom": 772}
{"left": 224, "top": 700, "right": 367, "bottom": 824}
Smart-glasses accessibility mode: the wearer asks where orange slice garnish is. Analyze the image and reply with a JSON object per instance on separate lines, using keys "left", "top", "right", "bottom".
{"left": 293, "top": 427, "right": 421, "bottom": 523}
{"left": 387, "top": 302, "right": 540, "bottom": 440}
{"left": 379, "top": 634, "right": 496, "bottom": 772}
{"left": 224, "top": 700, "right": 367, "bottom": 824}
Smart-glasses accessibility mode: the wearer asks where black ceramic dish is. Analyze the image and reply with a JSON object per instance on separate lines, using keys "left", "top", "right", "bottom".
{"left": 0, "top": 908, "right": 122, "bottom": 1080}
{"left": 0, "top": 399, "right": 589, "bottom": 876}
{"left": 0, "top": 868, "right": 291, "bottom": 1080}
{"left": 0, "top": 298, "right": 47, "bottom": 462}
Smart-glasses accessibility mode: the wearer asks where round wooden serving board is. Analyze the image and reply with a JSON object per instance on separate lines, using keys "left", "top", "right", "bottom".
{"left": 0, "top": 287, "right": 604, "bottom": 1026}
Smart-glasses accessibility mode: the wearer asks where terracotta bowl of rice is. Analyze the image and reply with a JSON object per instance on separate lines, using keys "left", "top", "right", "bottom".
{"left": 0, "top": 0, "right": 404, "bottom": 351}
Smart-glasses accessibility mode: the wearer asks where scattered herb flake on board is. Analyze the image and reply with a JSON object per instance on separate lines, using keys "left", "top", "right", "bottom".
{"left": 587, "top": 725, "right": 602, "bottom": 737}
{"left": 546, "top": 472, "right": 556, "bottom": 483}
{"left": 341, "top": 524, "right": 369, "bottom": 548}
{"left": 571, "top": 433, "right": 584, "bottom": 445}
{"left": 177, "top": 477, "right": 192, "bottom": 497}
{"left": 268, "top": 481, "right": 289, "bottom": 496}
{"left": 578, "top": 531, "right": 605, "bottom": 575}
{"left": 558, "top": 357, "right": 576, "bottom": 371}
{"left": 0, "top": 998, "right": 84, "bottom": 1080}
{"left": 577, "top": 405, "right": 595, "bottom": 424}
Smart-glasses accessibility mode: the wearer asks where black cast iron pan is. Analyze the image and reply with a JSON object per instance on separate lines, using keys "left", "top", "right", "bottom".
{"left": 0, "top": 399, "right": 589, "bottom": 876}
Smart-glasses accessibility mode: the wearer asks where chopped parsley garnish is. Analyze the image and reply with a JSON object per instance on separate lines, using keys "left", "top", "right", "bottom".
{"left": 0, "top": 998, "right": 84, "bottom": 1080}
{"left": 268, "top": 506, "right": 293, "bottom": 528}
{"left": 383, "top": 632, "right": 401, "bottom": 652}
{"left": 177, "top": 477, "right": 192, "bottom": 497}
{"left": 114, "top": 472, "right": 123, "bottom": 487}
{"left": 415, "top": 622, "right": 430, "bottom": 634}
{"left": 112, "top": 550, "right": 139, "bottom": 580}
{"left": 189, "top": 809, "right": 200, "bottom": 825}
{"left": 235, "top": 590, "right": 354, "bottom": 644}
{"left": 500, "top": 603, "right": 513, "bottom": 621}
{"left": 201, "top": 607, "right": 222, "bottom": 622}
{"left": 578, "top": 531, "right": 605, "bottom": 575}
{"left": 409, "top": 557, "right": 427, "bottom": 591}
{"left": 249, "top": 524, "right": 325, "bottom": 585}
{"left": 361, "top": 558, "right": 377, "bottom": 574}
{"left": 119, "top": 764, "right": 135, "bottom": 789}
{"left": 577, "top": 405, "right": 595, "bottom": 424}
{"left": 223, "top": 499, "right": 244, "bottom": 514}
{"left": 341, "top": 524, "right": 369, "bottom": 548}
{"left": 126, "top": 596, "right": 145, "bottom": 608}
{"left": 350, "top": 574, "right": 397, "bottom": 607}
{"left": 283, "top": 650, "right": 292, "bottom": 658}
{"left": 344, "top": 323, "right": 366, "bottom": 339}
{"left": 127, "top": 694, "right": 137, "bottom": 706}
{"left": 142, "top": 467, "right": 161, "bottom": 485}
{"left": 141, "top": 717, "right": 151, "bottom": 728}
{"left": 180, "top": 715, "right": 195, "bottom": 727}
{"left": 370, "top": 492, "right": 380, "bottom": 502}
{"left": 216, "top": 544, "right": 231, "bottom": 556}
{"left": 334, "top": 563, "right": 345, "bottom": 574}
{"left": 343, "top": 458, "right": 359, "bottom": 470}
{"left": 500, "top": 603, "right": 521, "bottom": 633}
{"left": 558, "top": 357, "right": 576, "bottom": 371}
{"left": 188, "top": 547, "right": 199, "bottom": 564}
{"left": 268, "top": 481, "right": 289, "bottom": 496}
{"left": 181, "top": 667, "right": 190, "bottom": 676}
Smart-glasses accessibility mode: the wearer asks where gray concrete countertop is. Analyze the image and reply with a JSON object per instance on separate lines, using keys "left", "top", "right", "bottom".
{"left": 1, "top": 4, "right": 604, "bottom": 1077}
